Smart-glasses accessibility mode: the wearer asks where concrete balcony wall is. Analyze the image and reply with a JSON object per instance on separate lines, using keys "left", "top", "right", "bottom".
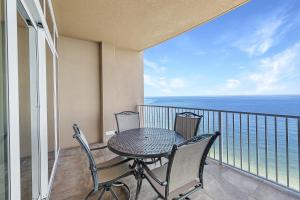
{"left": 101, "top": 42, "right": 144, "bottom": 133}
{"left": 58, "top": 36, "right": 102, "bottom": 149}
{"left": 58, "top": 37, "right": 144, "bottom": 149}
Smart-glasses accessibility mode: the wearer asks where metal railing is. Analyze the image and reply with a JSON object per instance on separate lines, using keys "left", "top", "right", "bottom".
{"left": 137, "top": 104, "right": 300, "bottom": 193}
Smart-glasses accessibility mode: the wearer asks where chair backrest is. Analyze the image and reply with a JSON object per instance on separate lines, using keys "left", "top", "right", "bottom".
{"left": 166, "top": 132, "right": 220, "bottom": 194}
{"left": 72, "top": 124, "right": 99, "bottom": 192}
{"left": 174, "top": 112, "right": 202, "bottom": 140}
{"left": 115, "top": 111, "right": 140, "bottom": 133}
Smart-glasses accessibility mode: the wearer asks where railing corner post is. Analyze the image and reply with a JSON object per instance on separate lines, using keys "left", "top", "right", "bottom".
{"left": 218, "top": 111, "right": 222, "bottom": 165}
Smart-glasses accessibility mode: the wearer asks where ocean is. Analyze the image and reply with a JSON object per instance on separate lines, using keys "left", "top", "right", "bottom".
{"left": 143, "top": 95, "right": 300, "bottom": 191}
{"left": 144, "top": 95, "right": 300, "bottom": 116}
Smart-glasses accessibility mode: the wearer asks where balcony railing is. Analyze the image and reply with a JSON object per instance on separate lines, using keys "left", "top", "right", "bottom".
{"left": 137, "top": 104, "right": 300, "bottom": 193}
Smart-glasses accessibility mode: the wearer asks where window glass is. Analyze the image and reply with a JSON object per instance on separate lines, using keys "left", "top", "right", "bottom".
{"left": 46, "top": 0, "right": 54, "bottom": 39}
{"left": 39, "top": 0, "right": 44, "bottom": 12}
{"left": 0, "top": 0, "right": 8, "bottom": 198}
{"left": 17, "top": 12, "right": 32, "bottom": 199}
{"left": 46, "top": 43, "right": 55, "bottom": 181}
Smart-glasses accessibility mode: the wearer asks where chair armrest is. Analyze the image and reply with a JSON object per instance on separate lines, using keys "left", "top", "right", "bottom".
{"left": 141, "top": 162, "right": 167, "bottom": 186}
{"left": 90, "top": 145, "right": 108, "bottom": 151}
{"left": 97, "top": 158, "right": 133, "bottom": 170}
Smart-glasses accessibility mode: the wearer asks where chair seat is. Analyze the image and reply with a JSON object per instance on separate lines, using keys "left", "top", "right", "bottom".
{"left": 145, "top": 164, "right": 200, "bottom": 199}
{"left": 97, "top": 156, "right": 133, "bottom": 183}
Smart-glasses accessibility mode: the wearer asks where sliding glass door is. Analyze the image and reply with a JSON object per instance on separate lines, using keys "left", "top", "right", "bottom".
{"left": 17, "top": 5, "right": 40, "bottom": 199}
{"left": 46, "top": 42, "right": 55, "bottom": 182}
{"left": 0, "top": 0, "right": 8, "bottom": 198}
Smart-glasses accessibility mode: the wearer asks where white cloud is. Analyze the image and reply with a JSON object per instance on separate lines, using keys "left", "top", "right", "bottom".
{"left": 225, "top": 79, "right": 240, "bottom": 89}
{"left": 235, "top": 15, "right": 286, "bottom": 56}
{"left": 247, "top": 42, "right": 300, "bottom": 92}
{"left": 144, "top": 74, "right": 185, "bottom": 95}
{"left": 144, "top": 59, "right": 166, "bottom": 74}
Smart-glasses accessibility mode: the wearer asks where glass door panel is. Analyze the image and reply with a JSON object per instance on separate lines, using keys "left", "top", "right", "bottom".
{"left": 17, "top": 9, "right": 40, "bottom": 199}
{"left": 0, "top": 0, "right": 7, "bottom": 198}
{"left": 46, "top": 43, "right": 55, "bottom": 181}
{"left": 17, "top": 12, "right": 33, "bottom": 199}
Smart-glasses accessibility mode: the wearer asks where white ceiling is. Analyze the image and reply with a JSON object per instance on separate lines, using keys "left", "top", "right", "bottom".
{"left": 53, "top": 0, "right": 248, "bottom": 51}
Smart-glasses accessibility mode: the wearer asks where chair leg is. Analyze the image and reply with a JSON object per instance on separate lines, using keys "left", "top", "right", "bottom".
{"left": 97, "top": 188, "right": 105, "bottom": 200}
{"left": 135, "top": 177, "right": 143, "bottom": 200}
{"left": 110, "top": 188, "right": 120, "bottom": 200}
{"left": 85, "top": 189, "right": 95, "bottom": 200}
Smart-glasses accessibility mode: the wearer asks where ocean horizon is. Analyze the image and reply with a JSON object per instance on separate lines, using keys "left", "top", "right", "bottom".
{"left": 144, "top": 95, "right": 300, "bottom": 116}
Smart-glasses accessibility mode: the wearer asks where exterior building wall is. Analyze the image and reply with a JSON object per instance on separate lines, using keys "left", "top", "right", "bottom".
{"left": 58, "top": 36, "right": 102, "bottom": 149}
{"left": 101, "top": 42, "right": 144, "bottom": 133}
{"left": 58, "top": 37, "right": 144, "bottom": 149}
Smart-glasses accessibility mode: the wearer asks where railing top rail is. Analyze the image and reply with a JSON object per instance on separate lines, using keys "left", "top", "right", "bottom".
{"left": 138, "top": 104, "right": 300, "bottom": 119}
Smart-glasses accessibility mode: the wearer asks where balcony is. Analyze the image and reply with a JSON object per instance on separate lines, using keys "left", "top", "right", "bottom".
{"left": 50, "top": 105, "right": 300, "bottom": 200}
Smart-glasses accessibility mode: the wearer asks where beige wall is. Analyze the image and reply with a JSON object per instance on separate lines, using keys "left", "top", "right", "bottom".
{"left": 58, "top": 36, "right": 101, "bottom": 149}
{"left": 58, "top": 37, "right": 144, "bottom": 149}
{"left": 101, "top": 42, "right": 144, "bottom": 132}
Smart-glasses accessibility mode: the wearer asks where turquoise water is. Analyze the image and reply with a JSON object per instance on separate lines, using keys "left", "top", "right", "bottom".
{"left": 143, "top": 95, "right": 300, "bottom": 191}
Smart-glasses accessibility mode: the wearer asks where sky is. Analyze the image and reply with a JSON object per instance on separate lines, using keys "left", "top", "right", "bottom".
{"left": 144, "top": 0, "right": 300, "bottom": 97}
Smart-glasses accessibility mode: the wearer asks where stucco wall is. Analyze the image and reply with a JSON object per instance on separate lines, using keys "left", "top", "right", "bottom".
{"left": 58, "top": 36, "right": 102, "bottom": 149}
{"left": 58, "top": 37, "right": 144, "bottom": 149}
{"left": 101, "top": 42, "right": 144, "bottom": 133}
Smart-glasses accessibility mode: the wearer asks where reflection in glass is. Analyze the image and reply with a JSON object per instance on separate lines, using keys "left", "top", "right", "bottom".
{"left": 46, "top": 43, "right": 55, "bottom": 181}
{"left": 17, "top": 13, "right": 32, "bottom": 199}
{"left": 46, "top": 0, "right": 54, "bottom": 38}
{"left": 0, "top": 0, "right": 7, "bottom": 198}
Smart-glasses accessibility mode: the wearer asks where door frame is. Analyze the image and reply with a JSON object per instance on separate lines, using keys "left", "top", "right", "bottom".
{"left": 6, "top": 0, "right": 21, "bottom": 199}
{"left": 5, "top": 0, "right": 59, "bottom": 199}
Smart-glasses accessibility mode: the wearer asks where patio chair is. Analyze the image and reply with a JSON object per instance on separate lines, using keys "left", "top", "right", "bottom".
{"left": 174, "top": 112, "right": 203, "bottom": 140}
{"left": 115, "top": 111, "right": 140, "bottom": 133}
{"left": 143, "top": 132, "right": 220, "bottom": 200}
{"left": 72, "top": 124, "right": 134, "bottom": 199}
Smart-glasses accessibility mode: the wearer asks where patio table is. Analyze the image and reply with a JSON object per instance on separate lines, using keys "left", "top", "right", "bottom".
{"left": 107, "top": 128, "right": 185, "bottom": 200}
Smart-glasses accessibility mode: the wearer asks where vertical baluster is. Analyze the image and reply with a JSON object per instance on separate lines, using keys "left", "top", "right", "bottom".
{"left": 226, "top": 112, "right": 229, "bottom": 163}
{"left": 160, "top": 107, "right": 162, "bottom": 128}
{"left": 156, "top": 107, "right": 158, "bottom": 128}
{"left": 240, "top": 113, "right": 242, "bottom": 169}
{"left": 139, "top": 106, "right": 142, "bottom": 127}
{"left": 164, "top": 107, "right": 166, "bottom": 129}
{"left": 162, "top": 107, "right": 164, "bottom": 129}
{"left": 275, "top": 117, "right": 278, "bottom": 183}
{"left": 157, "top": 107, "right": 159, "bottom": 128}
{"left": 286, "top": 117, "right": 289, "bottom": 187}
{"left": 142, "top": 106, "right": 144, "bottom": 127}
{"left": 146, "top": 106, "right": 148, "bottom": 127}
{"left": 218, "top": 111, "right": 222, "bottom": 165}
{"left": 148, "top": 106, "right": 150, "bottom": 127}
{"left": 156, "top": 106, "right": 158, "bottom": 128}
{"left": 150, "top": 106, "right": 152, "bottom": 127}
{"left": 152, "top": 106, "right": 154, "bottom": 128}
{"left": 247, "top": 114, "right": 250, "bottom": 172}
{"left": 167, "top": 107, "right": 170, "bottom": 130}
{"left": 213, "top": 111, "right": 216, "bottom": 159}
{"left": 193, "top": 109, "right": 198, "bottom": 135}
{"left": 256, "top": 115, "right": 259, "bottom": 176}
{"left": 202, "top": 110, "right": 205, "bottom": 134}
{"left": 208, "top": 111, "right": 210, "bottom": 134}
{"left": 298, "top": 118, "right": 300, "bottom": 192}
{"left": 142, "top": 106, "right": 144, "bottom": 128}
{"left": 265, "top": 116, "right": 268, "bottom": 179}
{"left": 233, "top": 113, "right": 235, "bottom": 167}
